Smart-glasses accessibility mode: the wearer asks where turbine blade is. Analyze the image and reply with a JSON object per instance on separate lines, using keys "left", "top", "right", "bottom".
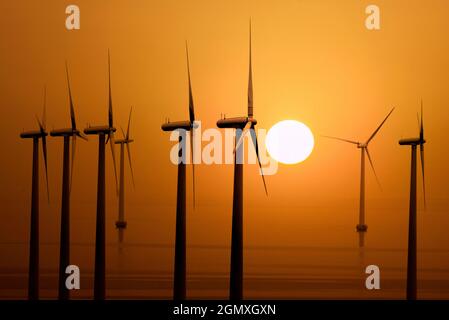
{"left": 186, "top": 43, "right": 195, "bottom": 123}
{"left": 250, "top": 125, "right": 268, "bottom": 196}
{"left": 35, "top": 115, "right": 44, "bottom": 132}
{"left": 121, "top": 127, "right": 126, "bottom": 139}
{"left": 65, "top": 62, "right": 77, "bottom": 130}
{"left": 108, "top": 50, "right": 113, "bottom": 129}
{"left": 417, "top": 112, "right": 420, "bottom": 133}
{"left": 109, "top": 132, "right": 119, "bottom": 196}
{"left": 234, "top": 121, "right": 251, "bottom": 154}
{"left": 365, "top": 148, "right": 381, "bottom": 190}
{"left": 126, "top": 143, "right": 135, "bottom": 189}
{"left": 70, "top": 135, "right": 76, "bottom": 194}
{"left": 248, "top": 21, "right": 253, "bottom": 118}
{"left": 190, "top": 129, "right": 195, "bottom": 209}
{"left": 420, "top": 144, "right": 426, "bottom": 209}
{"left": 42, "top": 135, "right": 50, "bottom": 203}
{"left": 420, "top": 100, "right": 424, "bottom": 142}
{"left": 366, "top": 107, "right": 395, "bottom": 144}
{"left": 322, "top": 135, "right": 359, "bottom": 145}
{"left": 126, "top": 106, "right": 132, "bottom": 140}
{"left": 42, "top": 85, "right": 47, "bottom": 129}
{"left": 77, "top": 132, "right": 88, "bottom": 141}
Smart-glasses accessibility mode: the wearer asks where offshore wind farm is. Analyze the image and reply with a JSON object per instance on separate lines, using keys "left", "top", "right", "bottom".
{"left": 2, "top": 0, "right": 449, "bottom": 302}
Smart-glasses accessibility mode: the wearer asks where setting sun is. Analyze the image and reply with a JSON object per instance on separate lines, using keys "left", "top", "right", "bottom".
{"left": 265, "top": 120, "right": 315, "bottom": 164}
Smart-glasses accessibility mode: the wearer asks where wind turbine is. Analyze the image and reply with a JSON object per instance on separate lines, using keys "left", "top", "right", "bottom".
{"left": 20, "top": 86, "right": 49, "bottom": 300}
{"left": 84, "top": 51, "right": 119, "bottom": 300}
{"left": 50, "top": 63, "right": 88, "bottom": 300}
{"left": 323, "top": 107, "right": 394, "bottom": 247}
{"left": 399, "top": 103, "right": 426, "bottom": 300}
{"left": 216, "top": 23, "right": 268, "bottom": 300}
{"left": 114, "top": 107, "right": 135, "bottom": 244}
{"left": 161, "top": 43, "right": 197, "bottom": 300}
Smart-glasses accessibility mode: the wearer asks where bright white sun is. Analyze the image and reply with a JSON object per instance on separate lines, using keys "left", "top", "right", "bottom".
{"left": 265, "top": 120, "right": 314, "bottom": 164}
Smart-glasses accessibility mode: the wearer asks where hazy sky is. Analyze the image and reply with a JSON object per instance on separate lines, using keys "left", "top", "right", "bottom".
{"left": 1, "top": 0, "right": 449, "bottom": 298}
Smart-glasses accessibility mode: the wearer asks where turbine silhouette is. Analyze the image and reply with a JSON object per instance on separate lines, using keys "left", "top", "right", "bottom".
{"left": 161, "top": 43, "right": 197, "bottom": 300}
{"left": 115, "top": 107, "right": 135, "bottom": 244}
{"left": 216, "top": 23, "right": 268, "bottom": 300}
{"left": 50, "top": 63, "right": 88, "bottom": 300}
{"left": 399, "top": 102, "right": 426, "bottom": 300}
{"left": 20, "top": 86, "right": 50, "bottom": 300}
{"left": 323, "top": 107, "right": 394, "bottom": 247}
{"left": 84, "top": 51, "right": 119, "bottom": 300}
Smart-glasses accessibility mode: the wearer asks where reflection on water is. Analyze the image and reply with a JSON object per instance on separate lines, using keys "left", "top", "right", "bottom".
{"left": 2, "top": 203, "right": 448, "bottom": 299}
{"left": 1, "top": 242, "right": 449, "bottom": 299}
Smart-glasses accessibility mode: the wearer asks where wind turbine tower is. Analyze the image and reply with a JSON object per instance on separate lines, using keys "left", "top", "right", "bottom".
{"left": 50, "top": 63, "right": 88, "bottom": 299}
{"left": 20, "top": 87, "right": 49, "bottom": 300}
{"left": 114, "top": 107, "right": 135, "bottom": 243}
{"left": 216, "top": 23, "right": 268, "bottom": 300}
{"left": 324, "top": 107, "right": 394, "bottom": 247}
{"left": 161, "top": 44, "right": 197, "bottom": 300}
{"left": 84, "top": 52, "right": 119, "bottom": 300}
{"left": 399, "top": 103, "right": 426, "bottom": 300}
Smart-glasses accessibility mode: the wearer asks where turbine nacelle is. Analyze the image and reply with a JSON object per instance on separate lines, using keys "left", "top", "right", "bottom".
{"left": 357, "top": 143, "right": 367, "bottom": 148}
{"left": 84, "top": 125, "right": 117, "bottom": 135}
{"left": 20, "top": 130, "right": 48, "bottom": 139}
{"left": 399, "top": 137, "right": 426, "bottom": 146}
{"left": 161, "top": 120, "right": 194, "bottom": 132}
{"left": 217, "top": 117, "right": 257, "bottom": 129}
{"left": 115, "top": 138, "right": 134, "bottom": 144}
{"left": 50, "top": 128, "right": 83, "bottom": 137}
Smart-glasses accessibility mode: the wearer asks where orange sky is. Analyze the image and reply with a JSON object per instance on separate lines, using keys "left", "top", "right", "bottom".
{"left": 1, "top": 0, "right": 449, "bottom": 298}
